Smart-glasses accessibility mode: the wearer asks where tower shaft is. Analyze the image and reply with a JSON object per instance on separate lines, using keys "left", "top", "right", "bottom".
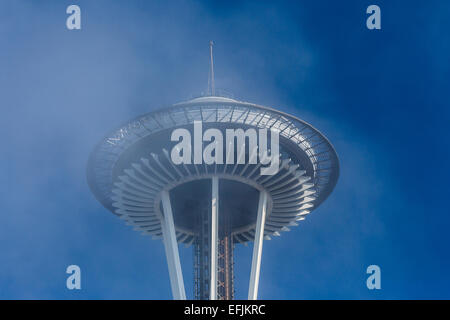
{"left": 193, "top": 178, "right": 235, "bottom": 300}
{"left": 194, "top": 204, "right": 212, "bottom": 300}
{"left": 217, "top": 210, "right": 234, "bottom": 300}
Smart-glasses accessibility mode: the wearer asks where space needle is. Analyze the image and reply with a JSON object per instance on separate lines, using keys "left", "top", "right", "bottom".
{"left": 87, "top": 42, "right": 339, "bottom": 300}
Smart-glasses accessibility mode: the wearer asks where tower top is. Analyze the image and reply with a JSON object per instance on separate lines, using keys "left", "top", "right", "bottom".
{"left": 208, "top": 41, "right": 215, "bottom": 96}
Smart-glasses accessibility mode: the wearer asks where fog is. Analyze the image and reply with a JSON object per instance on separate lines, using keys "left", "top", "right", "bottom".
{"left": 1, "top": 0, "right": 449, "bottom": 299}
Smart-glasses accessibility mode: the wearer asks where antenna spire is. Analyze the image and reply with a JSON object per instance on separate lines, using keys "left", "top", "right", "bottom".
{"left": 209, "top": 40, "right": 215, "bottom": 96}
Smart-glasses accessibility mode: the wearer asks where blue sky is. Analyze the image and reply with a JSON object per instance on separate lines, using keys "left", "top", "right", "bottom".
{"left": 1, "top": 0, "right": 449, "bottom": 299}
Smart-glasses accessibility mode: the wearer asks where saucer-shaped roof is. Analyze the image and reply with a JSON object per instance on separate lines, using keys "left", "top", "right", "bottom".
{"left": 87, "top": 96, "right": 339, "bottom": 243}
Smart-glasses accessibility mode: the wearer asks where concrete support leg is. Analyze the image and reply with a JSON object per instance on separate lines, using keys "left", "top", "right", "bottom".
{"left": 161, "top": 190, "right": 186, "bottom": 300}
{"left": 248, "top": 191, "right": 268, "bottom": 300}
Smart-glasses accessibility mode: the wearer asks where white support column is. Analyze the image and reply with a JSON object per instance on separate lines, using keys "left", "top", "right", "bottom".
{"left": 161, "top": 190, "right": 186, "bottom": 300}
{"left": 210, "top": 176, "right": 219, "bottom": 300}
{"left": 248, "top": 191, "right": 268, "bottom": 300}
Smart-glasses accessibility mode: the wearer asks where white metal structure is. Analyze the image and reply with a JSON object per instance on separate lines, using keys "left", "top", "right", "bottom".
{"left": 87, "top": 94, "right": 339, "bottom": 299}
